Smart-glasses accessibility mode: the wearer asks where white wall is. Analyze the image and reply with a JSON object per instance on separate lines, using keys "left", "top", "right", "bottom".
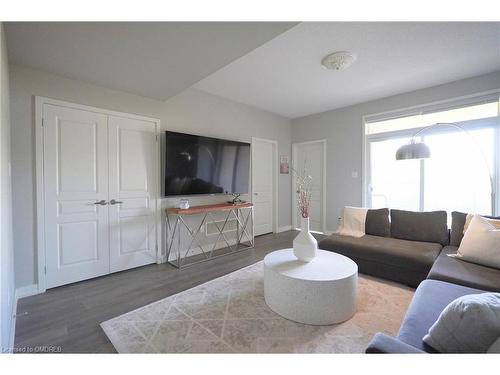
{"left": 292, "top": 71, "right": 500, "bottom": 232}
{"left": 0, "top": 23, "right": 15, "bottom": 352}
{"left": 9, "top": 65, "right": 292, "bottom": 288}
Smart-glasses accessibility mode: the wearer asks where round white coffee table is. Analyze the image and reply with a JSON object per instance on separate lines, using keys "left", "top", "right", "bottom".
{"left": 263, "top": 248, "right": 358, "bottom": 325}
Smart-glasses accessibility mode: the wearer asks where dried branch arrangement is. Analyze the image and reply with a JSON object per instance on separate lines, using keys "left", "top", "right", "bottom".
{"left": 292, "top": 163, "right": 313, "bottom": 219}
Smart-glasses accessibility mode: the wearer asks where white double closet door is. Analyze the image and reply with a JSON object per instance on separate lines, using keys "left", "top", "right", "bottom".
{"left": 42, "top": 103, "right": 158, "bottom": 289}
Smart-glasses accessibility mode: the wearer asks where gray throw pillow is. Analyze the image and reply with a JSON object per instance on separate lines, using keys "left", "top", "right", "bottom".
{"left": 423, "top": 293, "right": 500, "bottom": 353}
{"left": 365, "top": 208, "right": 390, "bottom": 237}
{"left": 391, "top": 209, "right": 449, "bottom": 246}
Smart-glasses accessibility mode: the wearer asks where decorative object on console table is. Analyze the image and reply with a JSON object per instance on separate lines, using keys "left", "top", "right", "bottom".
{"left": 292, "top": 164, "right": 317, "bottom": 262}
{"left": 228, "top": 193, "right": 245, "bottom": 205}
{"left": 179, "top": 198, "right": 190, "bottom": 210}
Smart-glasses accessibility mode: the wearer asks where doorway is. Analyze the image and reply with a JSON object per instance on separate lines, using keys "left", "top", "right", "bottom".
{"left": 251, "top": 137, "right": 278, "bottom": 236}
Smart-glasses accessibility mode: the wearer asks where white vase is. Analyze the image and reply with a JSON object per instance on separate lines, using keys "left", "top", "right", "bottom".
{"left": 293, "top": 217, "right": 317, "bottom": 262}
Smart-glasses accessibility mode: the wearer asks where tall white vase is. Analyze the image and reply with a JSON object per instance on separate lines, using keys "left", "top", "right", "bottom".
{"left": 293, "top": 217, "right": 317, "bottom": 262}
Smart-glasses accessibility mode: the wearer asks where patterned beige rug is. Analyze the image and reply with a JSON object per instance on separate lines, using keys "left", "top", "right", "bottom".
{"left": 101, "top": 261, "right": 414, "bottom": 353}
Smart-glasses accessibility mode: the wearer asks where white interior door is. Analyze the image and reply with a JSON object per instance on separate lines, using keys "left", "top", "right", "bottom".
{"left": 293, "top": 140, "right": 326, "bottom": 233}
{"left": 108, "top": 116, "right": 157, "bottom": 272}
{"left": 252, "top": 138, "right": 275, "bottom": 236}
{"left": 43, "top": 104, "right": 110, "bottom": 288}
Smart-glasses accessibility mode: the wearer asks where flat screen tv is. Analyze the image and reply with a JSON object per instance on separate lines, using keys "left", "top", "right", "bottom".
{"left": 164, "top": 131, "right": 250, "bottom": 196}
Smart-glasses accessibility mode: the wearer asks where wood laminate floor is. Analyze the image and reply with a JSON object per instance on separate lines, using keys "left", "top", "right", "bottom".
{"left": 14, "top": 230, "right": 322, "bottom": 353}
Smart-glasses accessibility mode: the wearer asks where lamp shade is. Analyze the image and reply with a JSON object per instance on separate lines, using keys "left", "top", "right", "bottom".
{"left": 395, "top": 141, "right": 431, "bottom": 160}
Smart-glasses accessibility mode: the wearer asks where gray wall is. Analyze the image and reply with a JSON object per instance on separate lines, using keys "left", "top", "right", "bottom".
{"left": 292, "top": 71, "right": 500, "bottom": 232}
{"left": 0, "top": 23, "right": 15, "bottom": 352}
{"left": 9, "top": 65, "right": 292, "bottom": 288}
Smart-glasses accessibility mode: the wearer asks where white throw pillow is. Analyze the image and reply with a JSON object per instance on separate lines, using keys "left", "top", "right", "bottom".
{"left": 423, "top": 293, "right": 500, "bottom": 353}
{"left": 450, "top": 214, "right": 500, "bottom": 269}
{"left": 463, "top": 213, "right": 500, "bottom": 234}
{"left": 463, "top": 213, "right": 473, "bottom": 234}
{"left": 335, "top": 206, "right": 367, "bottom": 238}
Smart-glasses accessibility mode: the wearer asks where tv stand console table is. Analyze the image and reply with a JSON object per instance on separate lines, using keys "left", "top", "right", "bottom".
{"left": 165, "top": 203, "right": 254, "bottom": 268}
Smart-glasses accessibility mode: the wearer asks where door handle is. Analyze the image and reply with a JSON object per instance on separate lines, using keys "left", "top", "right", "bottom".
{"left": 93, "top": 200, "right": 108, "bottom": 205}
{"left": 109, "top": 199, "right": 123, "bottom": 205}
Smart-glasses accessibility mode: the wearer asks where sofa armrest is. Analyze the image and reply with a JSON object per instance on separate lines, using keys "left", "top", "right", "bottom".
{"left": 365, "top": 333, "right": 425, "bottom": 354}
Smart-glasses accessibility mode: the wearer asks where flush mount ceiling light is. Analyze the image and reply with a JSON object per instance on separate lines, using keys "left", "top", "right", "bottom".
{"left": 321, "top": 51, "right": 356, "bottom": 71}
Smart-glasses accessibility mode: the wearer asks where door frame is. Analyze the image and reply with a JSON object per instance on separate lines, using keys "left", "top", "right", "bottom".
{"left": 35, "top": 96, "right": 161, "bottom": 293}
{"left": 292, "top": 139, "right": 327, "bottom": 234}
{"left": 251, "top": 137, "right": 279, "bottom": 234}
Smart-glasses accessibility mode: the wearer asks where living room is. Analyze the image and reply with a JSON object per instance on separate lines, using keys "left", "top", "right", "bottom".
{"left": 1, "top": 1, "right": 499, "bottom": 373}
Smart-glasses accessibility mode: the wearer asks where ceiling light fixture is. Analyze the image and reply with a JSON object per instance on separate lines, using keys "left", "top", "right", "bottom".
{"left": 321, "top": 51, "right": 356, "bottom": 71}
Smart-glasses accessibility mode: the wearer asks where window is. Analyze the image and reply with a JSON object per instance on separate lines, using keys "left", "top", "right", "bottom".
{"left": 365, "top": 98, "right": 499, "bottom": 217}
{"left": 369, "top": 137, "right": 420, "bottom": 210}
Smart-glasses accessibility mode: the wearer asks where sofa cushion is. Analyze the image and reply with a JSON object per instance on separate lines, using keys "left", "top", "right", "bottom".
{"left": 366, "top": 333, "right": 425, "bottom": 354}
{"left": 397, "top": 280, "right": 484, "bottom": 352}
{"left": 331, "top": 253, "right": 428, "bottom": 287}
{"left": 365, "top": 208, "right": 390, "bottom": 237}
{"left": 391, "top": 209, "right": 449, "bottom": 246}
{"left": 450, "top": 211, "right": 468, "bottom": 247}
{"left": 318, "top": 234, "right": 442, "bottom": 274}
{"left": 427, "top": 246, "right": 500, "bottom": 292}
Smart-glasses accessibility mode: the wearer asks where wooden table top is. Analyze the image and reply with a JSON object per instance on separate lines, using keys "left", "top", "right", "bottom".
{"left": 166, "top": 202, "right": 253, "bottom": 215}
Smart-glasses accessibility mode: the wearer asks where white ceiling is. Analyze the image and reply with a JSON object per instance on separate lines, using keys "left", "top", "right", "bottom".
{"left": 5, "top": 22, "right": 297, "bottom": 100}
{"left": 194, "top": 22, "right": 500, "bottom": 118}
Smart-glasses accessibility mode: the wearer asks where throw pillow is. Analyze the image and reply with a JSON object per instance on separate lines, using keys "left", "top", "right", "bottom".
{"left": 391, "top": 209, "right": 448, "bottom": 246}
{"left": 423, "top": 293, "right": 500, "bottom": 353}
{"left": 451, "top": 212, "right": 500, "bottom": 247}
{"left": 488, "top": 337, "right": 500, "bottom": 354}
{"left": 365, "top": 208, "right": 391, "bottom": 237}
{"left": 450, "top": 215, "right": 500, "bottom": 269}
{"left": 335, "top": 206, "right": 367, "bottom": 237}
{"left": 463, "top": 213, "right": 500, "bottom": 233}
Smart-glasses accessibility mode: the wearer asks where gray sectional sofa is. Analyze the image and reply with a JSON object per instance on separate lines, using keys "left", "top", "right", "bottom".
{"left": 319, "top": 208, "right": 448, "bottom": 287}
{"left": 317, "top": 209, "right": 500, "bottom": 353}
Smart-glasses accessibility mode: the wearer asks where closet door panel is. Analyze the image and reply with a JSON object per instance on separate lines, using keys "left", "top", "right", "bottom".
{"left": 108, "top": 116, "right": 157, "bottom": 272}
{"left": 43, "top": 104, "right": 110, "bottom": 288}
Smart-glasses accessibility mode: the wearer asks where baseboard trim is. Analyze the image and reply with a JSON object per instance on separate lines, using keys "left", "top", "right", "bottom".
{"left": 277, "top": 225, "right": 292, "bottom": 233}
{"left": 16, "top": 284, "right": 39, "bottom": 299}
{"left": 7, "top": 297, "right": 18, "bottom": 353}
{"left": 8, "top": 284, "right": 39, "bottom": 352}
{"left": 157, "top": 255, "right": 167, "bottom": 264}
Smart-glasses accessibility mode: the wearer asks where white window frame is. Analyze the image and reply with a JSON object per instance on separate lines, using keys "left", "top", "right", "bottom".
{"left": 362, "top": 90, "right": 500, "bottom": 215}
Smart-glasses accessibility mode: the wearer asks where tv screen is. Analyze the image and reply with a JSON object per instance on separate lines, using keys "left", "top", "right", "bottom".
{"left": 164, "top": 131, "right": 250, "bottom": 196}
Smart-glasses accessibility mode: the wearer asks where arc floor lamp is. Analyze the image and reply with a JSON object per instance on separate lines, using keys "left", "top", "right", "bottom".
{"left": 395, "top": 122, "right": 496, "bottom": 216}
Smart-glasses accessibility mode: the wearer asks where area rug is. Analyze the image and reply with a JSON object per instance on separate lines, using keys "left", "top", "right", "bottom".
{"left": 101, "top": 261, "right": 414, "bottom": 353}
